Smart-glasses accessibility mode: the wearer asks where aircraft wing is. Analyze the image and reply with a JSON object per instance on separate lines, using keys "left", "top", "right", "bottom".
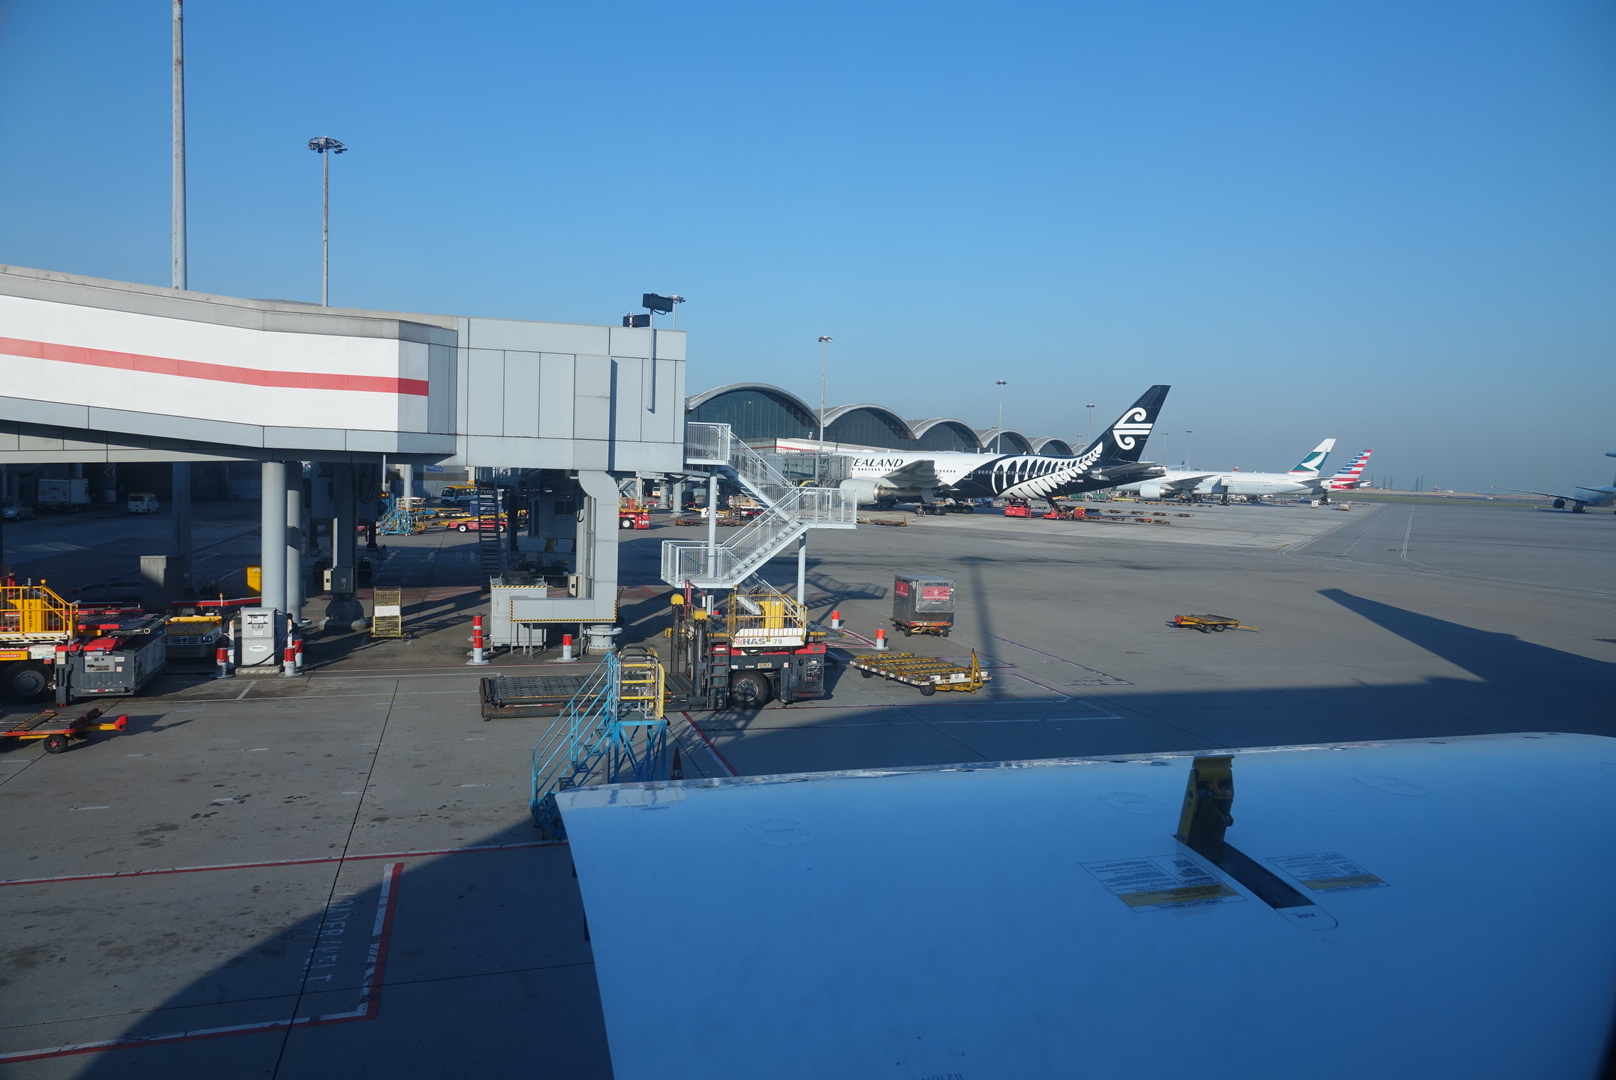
{"left": 1493, "top": 486, "right": 1585, "bottom": 504}
{"left": 1157, "top": 472, "right": 1215, "bottom": 493}
{"left": 881, "top": 459, "right": 942, "bottom": 489}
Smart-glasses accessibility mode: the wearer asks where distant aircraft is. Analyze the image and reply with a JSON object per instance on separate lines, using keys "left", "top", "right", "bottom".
{"left": 780, "top": 385, "right": 1171, "bottom": 505}
{"left": 1326, "top": 449, "right": 1373, "bottom": 491}
{"left": 1496, "top": 452, "right": 1616, "bottom": 513}
{"left": 1114, "top": 439, "right": 1337, "bottom": 502}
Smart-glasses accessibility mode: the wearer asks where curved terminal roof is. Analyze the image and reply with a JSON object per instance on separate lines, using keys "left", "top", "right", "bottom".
{"left": 975, "top": 427, "right": 1034, "bottom": 455}
{"left": 1030, "top": 437, "right": 1076, "bottom": 457}
{"left": 685, "top": 382, "right": 1075, "bottom": 454}
{"left": 907, "top": 418, "right": 983, "bottom": 452}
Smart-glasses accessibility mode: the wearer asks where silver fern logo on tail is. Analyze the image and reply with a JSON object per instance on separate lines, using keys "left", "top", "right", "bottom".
{"left": 1111, "top": 408, "right": 1153, "bottom": 450}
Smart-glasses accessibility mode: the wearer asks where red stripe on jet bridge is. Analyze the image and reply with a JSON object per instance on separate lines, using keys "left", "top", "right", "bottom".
{"left": 0, "top": 336, "right": 429, "bottom": 396}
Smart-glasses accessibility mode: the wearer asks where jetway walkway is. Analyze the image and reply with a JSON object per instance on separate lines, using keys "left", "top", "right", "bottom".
{"left": 660, "top": 423, "right": 855, "bottom": 590}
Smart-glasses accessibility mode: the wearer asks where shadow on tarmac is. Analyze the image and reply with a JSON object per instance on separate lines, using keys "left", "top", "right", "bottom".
{"left": 42, "top": 591, "right": 1616, "bottom": 1078}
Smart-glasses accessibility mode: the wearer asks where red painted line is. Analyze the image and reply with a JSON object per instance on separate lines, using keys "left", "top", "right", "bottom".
{"left": 0, "top": 335, "right": 428, "bottom": 397}
{"left": 681, "top": 711, "right": 738, "bottom": 777}
{"left": 0, "top": 839, "right": 565, "bottom": 889}
{"left": 0, "top": 863, "right": 405, "bottom": 1064}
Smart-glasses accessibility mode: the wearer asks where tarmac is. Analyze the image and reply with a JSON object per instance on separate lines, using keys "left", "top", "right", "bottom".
{"left": 1, "top": 497, "right": 1612, "bottom": 1078}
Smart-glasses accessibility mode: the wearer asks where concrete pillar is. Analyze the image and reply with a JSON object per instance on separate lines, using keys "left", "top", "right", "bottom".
{"left": 796, "top": 534, "right": 806, "bottom": 608}
{"left": 400, "top": 463, "right": 414, "bottom": 503}
{"left": 171, "top": 462, "right": 192, "bottom": 588}
{"left": 671, "top": 480, "right": 683, "bottom": 513}
{"left": 331, "top": 463, "right": 356, "bottom": 570}
{"left": 260, "top": 461, "right": 286, "bottom": 615}
{"left": 285, "top": 465, "right": 304, "bottom": 622}
{"left": 706, "top": 473, "right": 719, "bottom": 579}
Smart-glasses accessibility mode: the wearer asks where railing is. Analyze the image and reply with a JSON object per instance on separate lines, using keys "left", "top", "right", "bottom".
{"left": 684, "top": 422, "right": 731, "bottom": 465}
{"left": 0, "top": 584, "right": 75, "bottom": 639}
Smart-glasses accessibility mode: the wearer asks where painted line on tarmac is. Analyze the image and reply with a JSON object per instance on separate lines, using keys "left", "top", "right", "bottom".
{"left": 0, "top": 839, "right": 565, "bottom": 889}
{"left": 681, "top": 712, "right": 739, "bottom": 777}
{"left": 0, "top": 862, "right": 403, "bottom": 1065}
{"left": 983, "top": 633, "right": 1133, "bottom": 686}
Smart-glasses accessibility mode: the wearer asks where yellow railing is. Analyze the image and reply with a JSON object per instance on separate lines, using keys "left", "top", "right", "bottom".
{"left": 723, "top": 589, "right": 807, "bottom": 644}
{"left": 0, "top": 584, "right": 77, "bottom": 640}
{"left": 619, "top": 653, "right": 666, "bottom": 720}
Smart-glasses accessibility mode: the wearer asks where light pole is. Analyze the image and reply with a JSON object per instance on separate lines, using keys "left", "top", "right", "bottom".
{"left": 995, "top": 380, "right": 1008, "bottom": 453}
{"left": 816, "top": 336, "right": 832, "bottom": 484}
{"left": 172, "top": 0, "right": 186, "bottom": 291}
{"left": 308, "top": 136, "right": 348, "bottom": 305}
{"left": 1185, "top": 430, "right": 1192, "bottom": 470}
{"left": 1084, "top": 403, "right": 1094, "bottom": 446}
{"left": 669, "top": 295, "right": 685, "bottom": 329}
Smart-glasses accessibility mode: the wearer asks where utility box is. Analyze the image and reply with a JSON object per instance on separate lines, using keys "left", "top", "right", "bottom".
{"left": 324, "top": 566, "right": 355, "bottom": 595}
{"left": 892, "top": 574, "right": 955, "bottom": 636}
{"left": 238, "top": 607, "right": 282, "bottom": 667}
{"left": 139, "top": 555, "right": 187, "bottom": 611}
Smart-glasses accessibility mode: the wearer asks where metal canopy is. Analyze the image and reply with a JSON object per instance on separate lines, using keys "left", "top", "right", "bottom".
{"left": 559, "top": 733, "right": 1616, "bottom": 1080}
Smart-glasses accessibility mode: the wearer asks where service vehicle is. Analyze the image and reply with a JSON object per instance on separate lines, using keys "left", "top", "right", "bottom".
{"left": 1002, "top": 497, "right": 1034, "bottom": 517}
{"left": 37, "top": 478, "right": 90, "bottom": 513}
{"left": 0, "top": 581, "right": 168, "bottom": 702}
{"left": 619, "top": 499, "right": 652, "bottom": 529}
{"left": 127, "top": 492, "right": 160, "bottom": 514}
{"left": 665, "top": 585, "right": 827, "bottom": 709}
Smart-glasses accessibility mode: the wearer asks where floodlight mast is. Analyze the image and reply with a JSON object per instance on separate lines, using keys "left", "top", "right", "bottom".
{"left": 817, "top": 336, "right": 833, "bottom": 485}
{"left": 172, "top": 1, "right": 186, "bottom": 291}
{"left": 995, "top": 380, "right": 1008, "bottom": 454}
{"left": 308, "top": 136, "right": 348, "bottom": 306}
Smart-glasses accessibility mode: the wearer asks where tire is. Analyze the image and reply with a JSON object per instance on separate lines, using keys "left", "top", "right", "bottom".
{"left": 620, "top": 519, "right": 634, "bottom": 529}
{"left": 919, "top": 684, "right": 936, "bottom": 696}
{"left": 43, "top": 733, "right": 69, "bottom": 754}
{"left": 729, "top": 671, "right": 772, "bottom": 710}
{"left": 1212, "top": 624, "right": 1226, "bottom": 632}
{"left": 5, "top": 662, "right": 50, "bottom": 701}
{"left": 941, "top": 630, "right": 950, "bottom": 638}
{"left": 1198, "top": 626, "right": 1211, "bottom": 634}
{"left": 902, "top": 627, "right": 912, "bottom": 637}
{"left": 859, "top": 668, "right": 873, "bottom": 678}
{"left": 456, "top": 523, "right": 470, "bottom": 532}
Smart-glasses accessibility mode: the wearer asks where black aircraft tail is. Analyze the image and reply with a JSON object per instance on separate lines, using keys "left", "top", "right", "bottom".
{"left": 1079, "top": 384, "right": 1170, "bottom": 463}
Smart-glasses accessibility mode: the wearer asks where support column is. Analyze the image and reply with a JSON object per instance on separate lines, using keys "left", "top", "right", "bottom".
{"left": 324, "top": 463, "right": 365, "bottom": 631}
{"left": 260, "top": 462, "right": 286, "bottom": 617}
{"left": 285, "top": 465, "right": 304, "bottom": 623}
{"left": 171, "top": 461, "right": 192, "bottom": 589}
{"left": 706, "top": 472, "right": 718, "bottom": 580}
{"left": 796, "top": 535, "right": 806, "bottom": 608}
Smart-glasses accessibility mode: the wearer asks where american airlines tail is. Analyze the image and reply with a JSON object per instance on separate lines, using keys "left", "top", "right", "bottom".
{"left": 1326, "top": 449, "right": 1373, "bottom": 490}
{"left": 1082, "top": 384, "right": 1171, "bottom": 465}
{"left": 1287, "top": 439, "right": 1336, "bottom": 477}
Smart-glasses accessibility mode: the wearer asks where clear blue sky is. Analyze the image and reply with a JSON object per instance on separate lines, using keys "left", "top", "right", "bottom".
{"left": 1, "top": 1, "right": 1612, "bottom": 491}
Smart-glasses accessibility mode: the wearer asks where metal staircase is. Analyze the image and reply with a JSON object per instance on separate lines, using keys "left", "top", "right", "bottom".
{"left": 529, "top": 648, "right": 669, "bottom": 836}
{"left": 661, "top": 424, "right": 856, "bottom": 589}
{"left": 474, "top": 473, "right": 503, "bottom": 586}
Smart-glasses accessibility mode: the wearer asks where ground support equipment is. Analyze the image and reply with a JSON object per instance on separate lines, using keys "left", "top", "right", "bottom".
{"left": 480, "top": 673, "right": 594, "bottom": 719}
{"left": 529, "top": 649, "right": 669, "bottom": 836}
{"left": 850, "top": 651, "right": 989, "bottom": 696}
{"left": 1001, "top": 498, "right": 1034, "bottom": 518}
{"left": 664, "top": 583, "right": 827, "bottom": 711}
{"left": 891, "top": 573, "right": 955, "bottom": 637}
{"left": 1, "top": 706, "right": 127, "bottom": 753}
{"left": 857, "top": 515, "right": 908, "bottom": 527}
{"left": 1172, "top": 614, "right": 1262, "bottom": 633}
{"left": 1042, "top": 506, "right": 1088, "bottom": 521}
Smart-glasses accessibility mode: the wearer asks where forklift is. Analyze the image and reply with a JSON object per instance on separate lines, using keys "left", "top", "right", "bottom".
{"left": 665, "top": 585, "right": 828, "bottom": 710}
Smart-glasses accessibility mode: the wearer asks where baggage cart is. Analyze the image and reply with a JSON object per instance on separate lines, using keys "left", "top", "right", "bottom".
{"left": 1172, "top": 614, "right": 1262, "bottom": 633}
{"left": 1, "top": 706, "right": 127, "bottom": 753}
{"left": 850, "top": 651, "right": 989, "bottom": 696}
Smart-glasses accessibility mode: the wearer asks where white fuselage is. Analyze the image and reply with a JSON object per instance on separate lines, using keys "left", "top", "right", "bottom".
{"left": 1569, "top": 485, "right": 1616, "bottom": 508}
{"left": 1198, "top": 471, "right": 1324, "bottom": 498}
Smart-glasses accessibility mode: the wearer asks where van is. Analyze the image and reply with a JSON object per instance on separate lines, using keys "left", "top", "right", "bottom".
{"left": 128, "top": 492, "right": 160, "bottom": 514}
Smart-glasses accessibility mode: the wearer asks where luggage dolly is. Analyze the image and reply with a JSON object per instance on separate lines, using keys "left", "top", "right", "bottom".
{"left": 1172, "top": 614, "right": 1262, "bottom": 633}
{"left": 891, "top": 618, "right": 951, "bottom": 638}
{"left": 1, "top": 707, "right": 128, "bottom": 754}
{"left": 850, "top": 651, "right": 989, "bottom": 696}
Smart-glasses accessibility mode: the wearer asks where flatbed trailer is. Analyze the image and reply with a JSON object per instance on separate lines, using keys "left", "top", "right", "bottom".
{"left": 1172, "top": 614, "right": 1262, "bottom": 633}
{"left": 479, "top": 673, "right": 594, "bottom": 719}
{"left": 850, "top": 651, "right": 989, "bottom": 696}
{"left": 1, "top": 706, "right": 127, "bottom": 753}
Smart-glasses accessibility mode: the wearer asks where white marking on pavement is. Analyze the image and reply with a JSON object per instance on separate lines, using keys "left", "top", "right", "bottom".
{"left": 71, "top": 806, "right": 110, "bottom": 810}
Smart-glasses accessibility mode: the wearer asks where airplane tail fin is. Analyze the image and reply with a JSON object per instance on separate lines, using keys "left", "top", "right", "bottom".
{"left": 1288, "top": 438, "right": 1336, "bottom": 476}
{"left": 1085, "top": 385, "right": 1170, "bottom": 463}
{"left": 1327, "top": 449, "right": 1373, "bottom": 490}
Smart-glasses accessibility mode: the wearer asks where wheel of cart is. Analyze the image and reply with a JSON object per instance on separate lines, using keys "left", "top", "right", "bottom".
{"left": 43, "top": 733, "right": 69, "bottom": 753}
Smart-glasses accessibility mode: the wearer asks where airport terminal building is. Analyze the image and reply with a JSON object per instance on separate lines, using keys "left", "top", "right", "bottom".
{"left": 685, "top": 382, "right": 1079, "bottom": 457}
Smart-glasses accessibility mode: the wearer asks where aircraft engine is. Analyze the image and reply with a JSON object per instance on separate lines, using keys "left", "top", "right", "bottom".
{"left": 838, "top": 478, "right": 891, "bottom": 507}
{"left": 1136, "top": 482, "right": 1166, "bottom": 500}
{"left": 1553, "top": 498, "right": 1566, "bottom": 509}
